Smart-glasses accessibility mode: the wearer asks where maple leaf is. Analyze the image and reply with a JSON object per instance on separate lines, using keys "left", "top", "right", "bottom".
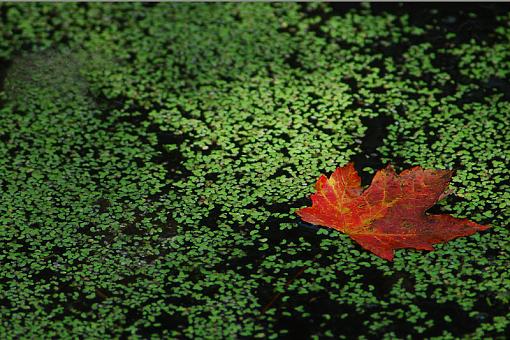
{"left": 297, "top": 163, "right": 490, "bottom": 261}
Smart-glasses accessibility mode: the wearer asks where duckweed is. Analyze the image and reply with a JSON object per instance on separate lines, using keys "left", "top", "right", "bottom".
{"left": 0, "top": 3, "right": 509, "bottom": 338}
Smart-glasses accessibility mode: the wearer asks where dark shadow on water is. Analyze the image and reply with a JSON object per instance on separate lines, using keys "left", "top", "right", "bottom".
{"left": 352, "top": 114, "right": 395, "bottom": 186}
{"left": 0, "top": 58, "right": 11, "bottom": 93}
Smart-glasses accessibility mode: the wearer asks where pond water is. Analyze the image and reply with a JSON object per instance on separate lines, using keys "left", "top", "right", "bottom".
{"left": 0, "top": 3, "right": 509, "bottom": 339}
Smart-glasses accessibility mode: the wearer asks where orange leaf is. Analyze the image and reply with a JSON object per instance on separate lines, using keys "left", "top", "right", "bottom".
{"left": 297, "top": 163, "right": 490, "bottom": 261}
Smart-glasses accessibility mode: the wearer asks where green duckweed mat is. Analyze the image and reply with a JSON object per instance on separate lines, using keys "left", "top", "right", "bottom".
{"left": 1, "top": 3, "right": 509, "bottom": 339}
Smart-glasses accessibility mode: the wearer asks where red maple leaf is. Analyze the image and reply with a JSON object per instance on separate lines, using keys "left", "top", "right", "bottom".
{"left": 297, "top": 163, "right": 490, "bottom": 261}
